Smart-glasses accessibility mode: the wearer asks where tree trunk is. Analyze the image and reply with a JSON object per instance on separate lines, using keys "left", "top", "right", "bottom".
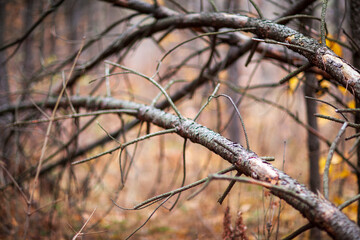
{"left": 0, "top": 0, "right": 9, "bottom": 109}
{"left": 224, "top": 0, "right": 242, "bottom": 143}
{"left": 304, "top": 74, "right": 320, "bottom": 192}
{"left": 350, "top": 0, "right": 360, "bottom": 226}
{"left": 305, "top": 72, "right": 321, "bottom": 238}
{"left": 0, "top": 0, "right": 11, "bottom": 166}
{"left": 300, "top": 9, "right": 322, "bottom": 238}
{"left": 23, "top": 0, "right": 34, "bottom": 76}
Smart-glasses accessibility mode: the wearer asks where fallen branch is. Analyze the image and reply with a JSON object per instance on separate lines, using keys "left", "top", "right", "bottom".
{"left": 2, "top": 95, "right": 359, "bottom": 239}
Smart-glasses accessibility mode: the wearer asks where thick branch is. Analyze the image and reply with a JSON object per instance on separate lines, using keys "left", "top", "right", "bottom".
{"left": 57, "top": 11, "right": 360, "bottom": 99}
{"left": 101, "top": 0, "right": 179, "bottom": 18}
{"left": 3, "top": 96, "right": 360, "bottom": 239}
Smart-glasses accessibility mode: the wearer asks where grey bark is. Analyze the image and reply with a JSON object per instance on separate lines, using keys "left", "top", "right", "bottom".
{"left": 51, "top": 10, "right": 360, "bottom": 102}
{"left": 1, "top": 95, "right": 359, "bottom": 239}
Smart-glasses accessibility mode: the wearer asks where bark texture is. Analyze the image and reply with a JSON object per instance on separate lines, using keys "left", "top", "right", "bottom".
{"left": 1, "top": 96, "right": 359, "bottom": 239}
{"left": 54, "top": 3, "right": 360, "bottom": 100}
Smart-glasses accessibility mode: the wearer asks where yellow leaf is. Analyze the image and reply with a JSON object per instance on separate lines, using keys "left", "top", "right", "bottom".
{"left": 319, "top": 156, "right": 333, "bottom": 175}
{"left": 288, "top": 76, "right": 299, "bottom": 94}
{"left": 338, "top": 85, "right": 349, "bottom": 95}
{"left": 348, "top": 99, "right": 356, "bottom": 109}
{"left": 333, "top": 196, "right": 343, "bottom": 205}
{"left": 319, "top": 154, "right": 342, "bottom": 175}
{"left": 320, "top": 80, "right": 331, "bottom": 89}
{"left": 316, "top": 80, "right": 330, "bottom": 96}
{"left": 318, "top": 104, "right": 335, "bottom": 126}
{"left": 316, "top": 74, "right": 323, "bottom": 80}
{"left": 319, "top": 156, "right": 326, "bottom": 173}
{"left": 326, "top": 34, "right": 343, "bottom": 57}
{"left": 333, "top": 167, "right": 351, "bottom": 179}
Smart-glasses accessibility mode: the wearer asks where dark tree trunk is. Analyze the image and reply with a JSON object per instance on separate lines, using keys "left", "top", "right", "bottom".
{"left": 302, "top": 9, "right": 321, "bottom": 238}
{"left": 0, "top": 0, "right": 11, "bottom": 165}
{"left": 304, "top": 73, "right": 320, "bottom": 193}
{"left": 305, "top": 72, "right": 322, "bottom": 239}
{"left": 0, "top": 0, "right": 9, "bottom": 107}
{"left": 23, "top": 0, "right": 34, "bottom": 76}
{"left": 350, "top": 0, "right": 360, "bottom": 226}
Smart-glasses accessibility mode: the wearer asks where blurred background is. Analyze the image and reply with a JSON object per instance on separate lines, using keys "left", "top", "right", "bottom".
{"left": 0, "top": 0, "right": 357, "bottom": 239}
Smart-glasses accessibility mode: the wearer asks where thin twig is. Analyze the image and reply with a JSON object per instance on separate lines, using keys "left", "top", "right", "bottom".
{"left": 281, "top": 223, "right": 312, "bottom": 240}
{"left": 122, "top": 121, "right": 144, "bottom": 185}
{"left": 194, "top": 83, "right": 221, "bottom": 121}
{"left": 124, "top": 194, "right": 173, "bottom": 240}
{"left": 279, "top": 62, "right": 311, "bottom": 84}
{"left": 157, "top": 27, "right": 256, "bottom": 71}
{"left": 0, "top": 161, "right": 28, "bottom": 202}
{"left": 275, "top": 14, "right": 321, "bottom": 24}
{"left": 252, "top": 38, "right": 315, "bottom": 53}
{"left": 315, "top": 114, "right": 358, "bottom": 128}
{"left": 217, "top": 171, "right": 242, "bottom": 204}
{"left": 320, "top": 0, "right": 328, "bottom": 45}
{"left": 23, "top": 38, "right": 85, "bottom": 240}
{"left": 105, "top": 61, "right": 183, "bottom": 119}
{"left": 169, "top": 138, "right": 188, "bottom": 211}
{"left": 338, "top": 193, "right": 360, "bottom": 210}
{"left": 210, "top": 174, "right": 312, "bottom": 206}
{"left": 72, "top": 128, "right": 177, "bottom": 165}
{"left": 72, "top": 208, "right": 97, "bottom": 240}
{"left": 306, "top": 96, "right": 348, "bottom": 121}
{"left": 230, "top": 91, "right": 359, "bottom": 173}
{"left": 214, "top": 94, "right": 250, "bottom": 150}
{"left": 346, "top": 132, "right": 360, "bottom": 141}
{"left": 9, "top": 109, "right": 137, "bottom": 126}
{"left": 128, "top": 166, "right": 236, "bottom": 210}
{"left": 248, "top": 0, "right": 263, "bottom": 18}
{"left": 323, "top": 122, "right": 348, "bottom": 199}
{"left": 97, "top": 121, "right": 121, "bottom": 144}
{"left": 337, "top": 108, "right": 360, "bottom": 113}
{"left": 208, "top": 0, "right": 219, "bottom": 12}
{"left": 151, "top": 79, "right": 186, "bottom": 106}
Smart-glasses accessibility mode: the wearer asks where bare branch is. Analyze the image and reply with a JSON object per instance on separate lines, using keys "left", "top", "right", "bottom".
{"left": 4, "top": 95, "right": 359, "bottom": 239}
